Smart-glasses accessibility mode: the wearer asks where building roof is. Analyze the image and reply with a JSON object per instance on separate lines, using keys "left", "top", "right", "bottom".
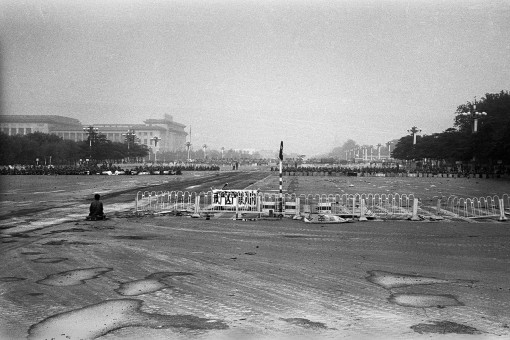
{"left": 0, "top": 115, "right": 82, "bottom": 126}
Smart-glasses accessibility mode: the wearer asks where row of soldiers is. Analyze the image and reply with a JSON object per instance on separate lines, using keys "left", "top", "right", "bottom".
{"left": 0, "top": 163, "right": 220, "bottom": 175}
{"left": 272, "top": 166, "right": 507, "bottom": 176}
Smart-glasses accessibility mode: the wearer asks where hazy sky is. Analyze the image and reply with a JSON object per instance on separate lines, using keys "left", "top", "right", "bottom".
{"left": 1, "top": 0, "right": 509, "bottom": 155}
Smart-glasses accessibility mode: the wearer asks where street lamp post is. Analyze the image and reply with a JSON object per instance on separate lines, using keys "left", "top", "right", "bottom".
{"left": 185, "top": 142, "right": 192, "bottom": 162}
{"left": 122, "top": 130, "right": 136, "bottom": 162}
{"left": 83, "top": 126, "right": 99, "bottom": 160}
{"left": 377, "top": 143, "right": 382, "bottom": 160}
{"left": 386, "top": 141, "right": 392, "bottom": 160}
{"left": 202, "top": 144, "right": 207, "bottom": 159}
{"left": 407, "top": 127, "right": 421, "bottom": 170}
{"left": 461, "top": 97, "right": 487, "bottom": 166}
{"left": 408, "top": 126, "right": 421, "bottom": 145}
{"left": 461, "top": 97, "right": 487, "bottom": 133}
{"left": 150, "top": 136, "right": 161, "bottom": 163}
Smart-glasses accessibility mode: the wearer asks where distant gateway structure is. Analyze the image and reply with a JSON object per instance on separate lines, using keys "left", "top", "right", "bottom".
{"left": 0, "top": 114, "right": 188, "bottom": 153}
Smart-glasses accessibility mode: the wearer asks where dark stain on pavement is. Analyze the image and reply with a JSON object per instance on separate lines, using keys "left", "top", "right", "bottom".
{"left": 27, "top": 293, "right": 44, "bottom": 296}
{"left": 32, "top": 257, "right": 68, "bottom": 263}
{"left": 42, "top": 239, "right": 96, "bottom": 246}
{"left": 281, "top": 318, "right": 328, "bottom": 329}
{"left": 113, "top": 235, "right": 151, "bottom": 240}
{"left": 44, "top": 228, "right": 87, "bottom": 235}
{"left": 147, "top": 272, "right": 194, "bottom": 280}
{"left": 411, "top": 321, "right": 481, "bottom": 334}
{"left": 21, "top": 251, "right": 44, "bottom": 255}
{"left": 0, "top": 277, "right": 26, "bottom": 282}
{"left": 10, "top": 233, "right": 30, "bottom": 238}
{"left": 28, "top": 298, "right": 228, "bottom": 340}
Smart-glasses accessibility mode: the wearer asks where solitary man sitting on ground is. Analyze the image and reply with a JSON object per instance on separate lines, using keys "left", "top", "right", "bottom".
{"left": 88, "top": 193, "right": 106, "bottom": 220}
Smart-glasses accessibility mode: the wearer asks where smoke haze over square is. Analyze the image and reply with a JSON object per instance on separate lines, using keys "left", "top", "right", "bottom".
{"left": 1, "top": 0, "right": 509, "bottom": 155}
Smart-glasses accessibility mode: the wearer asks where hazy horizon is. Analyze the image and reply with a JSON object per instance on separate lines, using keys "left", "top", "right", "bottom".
{"left": 1, "top": 0, "right": 509, "bottom": 156}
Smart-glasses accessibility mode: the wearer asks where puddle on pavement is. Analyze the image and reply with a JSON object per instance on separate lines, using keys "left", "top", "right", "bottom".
{"left": 281, "top": 318, "right": 328, "bottom": 329}
{"left": 366, "top": 270, "right": 457, "bottom": 289}
{"left": 27, "top": 292, "right": 44, "bottom": 296}
{"left": 37, "top": 267, "right": 113, "bottom": 286}
{"left": 32, "top": 257, "right": 68, "bottom": 263}
{"left": 0, "top": 277, "right": 26, "bottom": 282}
{"left": 411, "top": 321, "right": 481, "bottom": 334}
{"left": 389, "top": 293, "right": 463, "bottom": 308}
{"left": 116, "top": 272, "right": 194, "bottom": 296}
{"left": 115, "top": 279, "right": 169, "bottom": 296}
{"left": 28, "top": 298, "right": 228, "bottom": 340}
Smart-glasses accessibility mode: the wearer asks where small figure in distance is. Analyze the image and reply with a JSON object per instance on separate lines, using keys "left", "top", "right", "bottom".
{"left": 87, "top": 193, "right": 106, "bottom": 220}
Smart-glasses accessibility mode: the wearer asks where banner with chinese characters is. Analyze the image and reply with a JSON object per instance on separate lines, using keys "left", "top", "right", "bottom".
{"left": 212, "top": 189, "right": 259, "bottom": 208}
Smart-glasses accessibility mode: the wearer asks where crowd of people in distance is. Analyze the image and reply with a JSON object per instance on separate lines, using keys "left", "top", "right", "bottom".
{"left": 272, "top": 165, "right": 509, "bottom": 178}
{"left": 0, "top": 163, "right": 220, "bottom": 175}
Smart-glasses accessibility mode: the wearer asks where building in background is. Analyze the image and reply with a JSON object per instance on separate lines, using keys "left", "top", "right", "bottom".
{"left": 0, "top": 114, "right": 187, "bottom": 153}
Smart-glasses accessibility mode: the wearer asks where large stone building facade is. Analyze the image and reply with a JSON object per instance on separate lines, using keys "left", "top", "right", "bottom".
{"left": 0, "top": 114, "right": 187, "bottom": 153}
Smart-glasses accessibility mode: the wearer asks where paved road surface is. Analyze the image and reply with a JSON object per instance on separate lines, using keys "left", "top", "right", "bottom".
{"left": 1, "top": 172, "right": 509, "bottom": 339}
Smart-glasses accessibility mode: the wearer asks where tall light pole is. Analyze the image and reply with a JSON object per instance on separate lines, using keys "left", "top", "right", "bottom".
{"left": 83, "top": 126, "right": 99, "bottom": 160}
{"left": 461, "top": 97, "right": 487, "bottom": 133}
{"left": 386, "top": 141, "right": 392, "bottom": 160}
{"left": 122, "top": 130, "right": 136, "bottom": 162}
{"left": 377, "top": 143, "right": 382, "bottom": 160}
{"left": 151, "top": 136, "right": 161, "bottom": 163}
{"left": 185, "top": 142, "right": 192, "bottom": 162}
{"left": 408, "top": 126, "right": 421, "bottom": 145}
{"left": 122, "top": 130, "right": 136, "bottom": 150}
{"left": 461, "top": 97, "right": 487, "bottom": 165}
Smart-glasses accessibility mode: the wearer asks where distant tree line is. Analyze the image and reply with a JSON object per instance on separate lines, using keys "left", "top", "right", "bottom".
{"left": 325, "top": 90, "right": 510, "bottom": 167}
{"left": 0, "top": 131, "right": 149, "bottom": 165}
{"left": 392, "top": 90, "right": 510, "bottom": 166}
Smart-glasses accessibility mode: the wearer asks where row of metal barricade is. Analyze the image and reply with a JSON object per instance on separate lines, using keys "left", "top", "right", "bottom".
{"left": 444, "top": 194, "right": 509, "bottom": 220}
{"left": 134, "top": 190, "right": 508, "bottom": 221}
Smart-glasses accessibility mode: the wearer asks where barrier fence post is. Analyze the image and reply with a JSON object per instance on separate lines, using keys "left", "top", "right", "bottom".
{"left": 257, "top": 195, "right": 261, "bottom": 218}
{"left": 295, "top": 197, "right": 301, "bottom": 217}
{"left": 194, "top": 196, "right": 200, "bottom": 215}
{"left": 437, "top": 198, "right": 442, "bottom": 215}
{"left": 235, "top": 198, "right": 239, "bottom": 220}
{"left": 359, "top": 199, "right": 368, "bottom": 221}
{"left": 499, "top": 199, "right": 507, "bottom": 221}
{"left": 411, "top": 198, "right": 420, "bottom": 221}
